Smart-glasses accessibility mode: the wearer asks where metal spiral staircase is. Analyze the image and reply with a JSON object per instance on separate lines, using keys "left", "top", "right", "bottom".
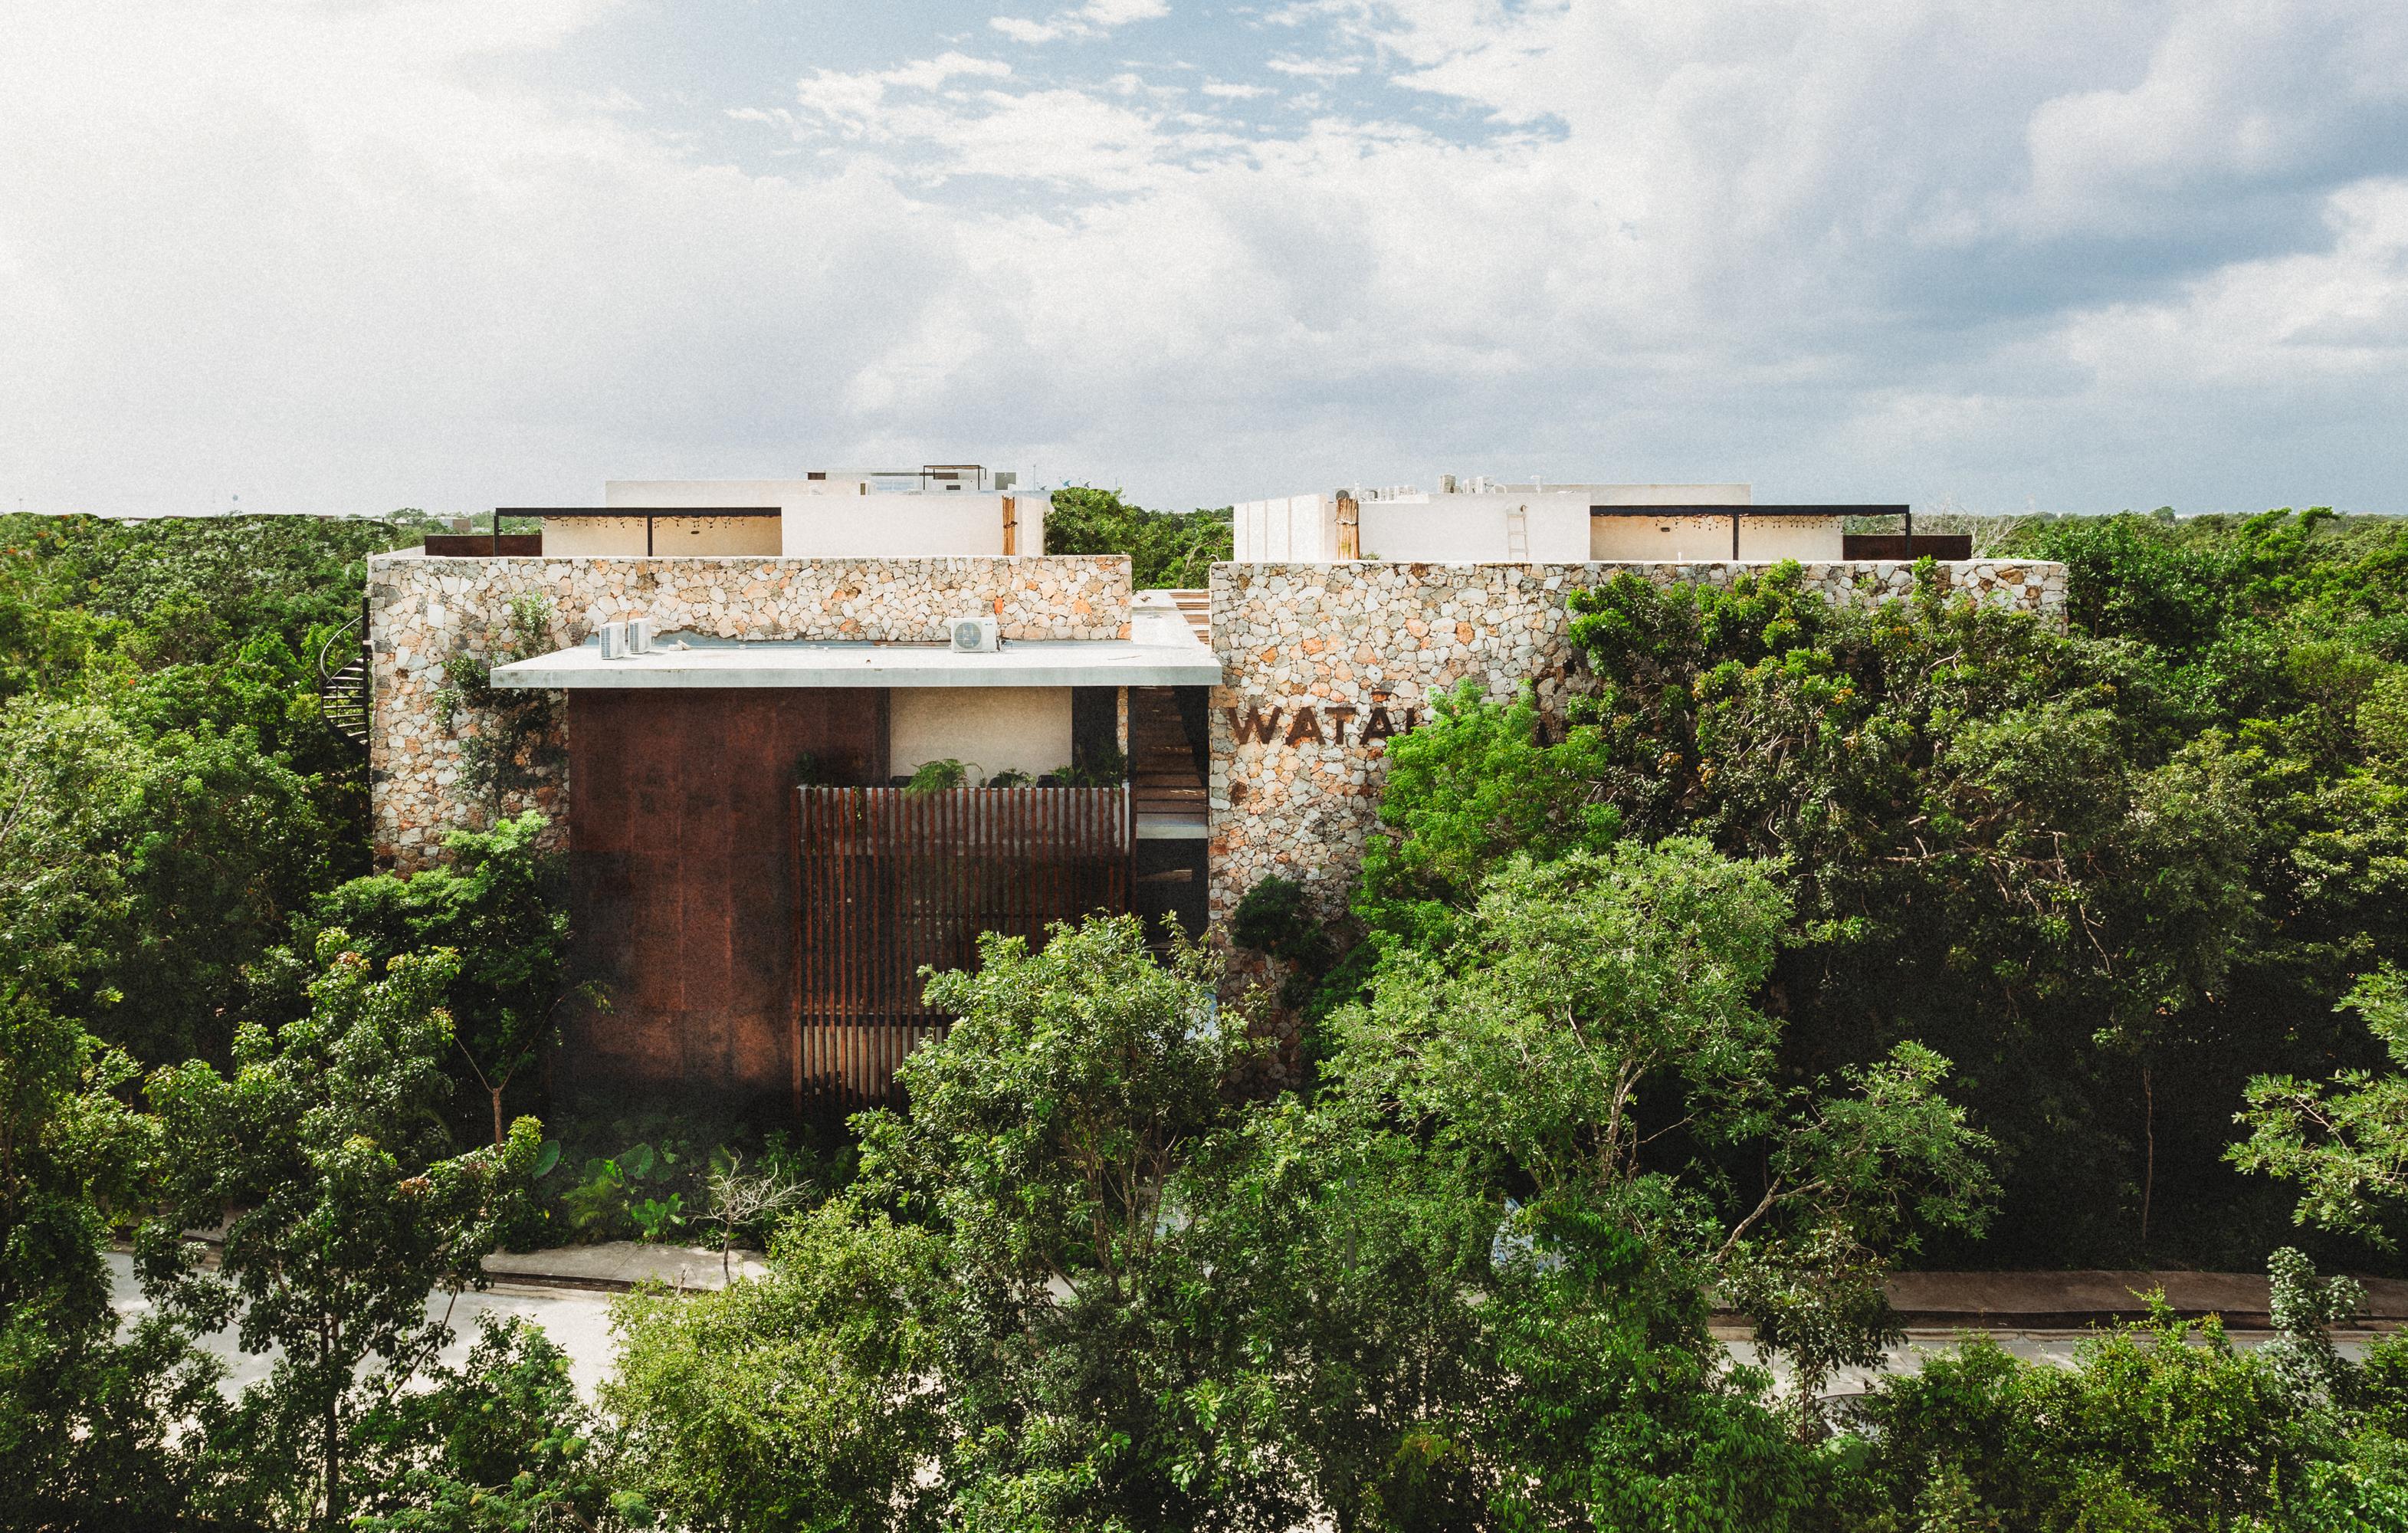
{"left": 317, "top": 605, "right": 371, "bottom": 748}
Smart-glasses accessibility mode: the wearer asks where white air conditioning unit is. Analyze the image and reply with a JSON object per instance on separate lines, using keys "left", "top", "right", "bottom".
{"left": 950, "top": 615, "right": 1000, "bottom": 653}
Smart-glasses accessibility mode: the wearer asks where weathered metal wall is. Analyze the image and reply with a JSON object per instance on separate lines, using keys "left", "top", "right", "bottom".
{"left": 558, "top": 688, "right": 888, "bottom": 1108}
{"left": 797, "top": 785, "right": 1130, "bottom": 1108}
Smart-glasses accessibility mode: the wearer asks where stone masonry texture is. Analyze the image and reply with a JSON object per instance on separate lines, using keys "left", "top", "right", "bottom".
{"left": 369, "top": 553, "right": 1132, "bottom": 868}
{"left": 1206, "top": 560, "right": 2070, "bottom": 934}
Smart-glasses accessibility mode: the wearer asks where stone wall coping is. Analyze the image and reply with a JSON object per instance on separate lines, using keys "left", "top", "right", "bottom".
{"left": 1208, "top": 557, "right": 2064, "bottom": 574}
{"left": 369, "top": 552, "right": 1130, "bottom": 573}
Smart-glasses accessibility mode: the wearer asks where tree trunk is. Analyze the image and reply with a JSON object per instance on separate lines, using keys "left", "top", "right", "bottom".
{"left": 2139, "top": 1060, "right": 2156, "bottom": 1255}
{"left": 323, "top": 1315, "right": 343, "bottom": 1529}
{"left": 491, "top": 1085, "right": 507, "bottom": 1148}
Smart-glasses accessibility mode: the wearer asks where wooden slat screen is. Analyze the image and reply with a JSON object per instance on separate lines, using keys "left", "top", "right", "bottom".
{"left": 796, "top": 785, "right": 1130, "bottom": 1107}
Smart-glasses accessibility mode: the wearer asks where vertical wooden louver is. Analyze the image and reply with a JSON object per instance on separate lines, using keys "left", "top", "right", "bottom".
{"left": 795, "top": 786, "right": 1130, "bottom": 1108}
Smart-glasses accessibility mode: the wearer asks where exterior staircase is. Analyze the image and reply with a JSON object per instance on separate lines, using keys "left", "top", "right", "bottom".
{"left": 317, "top": 608, "right": 370, "bottom": 748}
{"left": 1129, "top": 686, "right": 1208, "bottom": 836}
{"left": 1167, "top": 589, "right": 1209, "bottom": 645}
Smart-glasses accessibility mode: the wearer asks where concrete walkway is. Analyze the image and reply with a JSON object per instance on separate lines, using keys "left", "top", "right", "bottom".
{"left": 1869, "top": 1268, "right": 2408, "bottom": 1331}
{"left": 481, "top": 1239, "right": 769, "bottom": 1292}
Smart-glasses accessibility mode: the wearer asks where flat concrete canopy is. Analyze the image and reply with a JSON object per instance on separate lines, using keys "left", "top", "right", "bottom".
{"left": 490, "top": 631, "right": 1225, "bottom": 689}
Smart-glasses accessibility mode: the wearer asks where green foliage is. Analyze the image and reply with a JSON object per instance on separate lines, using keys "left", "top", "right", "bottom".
{"left": 1357, "top": 682, "right": 1622, "bottom": 944}
{"left": 1045, "top": 486, "right": 1233, "bottom": 589}
{"left": 610, "top": 871, "right": 1983, "bottom": 1527}
{"left": 2232, "top": 966, "right": 2408, "bottom": 1246}
{"left": 353, "top": 1315, "right": 651, "bottom": 1531}
{"left": 136, "top": 932, "right": 542, "bottom": 1529}
{"left": 0, "top": 511, "right": 414, "bottom": 700}
{"left": 1327, "top": 842, "right": 1993, "bottom": 1436}
{"left": 903, "top": 756, "right": 972, "bottom": 793}
{"left": 1232, "top": 875, "right": 1327, "bottom": 968}
{"left": 563, "top": 1157, "right": 632, "bottom": 1236}
{"left": 1361, "top": 548, "right": 2355, "bottom": 1265}
{"left": 435, "top": 592, "right": 563, "bottom": 816}
{"left": 0, "top": 695, "right": 340, "bottom": 1064}
{"left": 0, "top": 985, "right": 225, "bottom": 1528}
{"left": 529, "top": 1108, "right": 838, "bottom": 1248}
{"left": 607, "top": 1204, "right": 945, "bottom": 1531}
{"left": 1052, "top": 741, "right": 1129, "bottom": 786}
{"left": 0, "top": 512, "right": 422, "bottom": 1069}
{"left": 610, "top": 917, "right": 1287, "bottom": 1530}
{"left": 258, "top": 811, "right": 581, "bottom": 1147}
{"left": 1834, "top": 1252, "right": 2408, "bottom": 1533}
{"left": 630, "top": 1193, "right": 685, "bottom": 1242}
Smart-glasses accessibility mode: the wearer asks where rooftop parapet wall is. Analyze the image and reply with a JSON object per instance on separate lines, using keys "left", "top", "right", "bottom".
{"left": 1206, "top": 558, "right": 2068, "bottom": 941}
{"left": 367, "top": 553, "right": 1132, "bottom": 868}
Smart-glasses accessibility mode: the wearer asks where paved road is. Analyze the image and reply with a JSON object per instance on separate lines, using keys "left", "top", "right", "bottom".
{"left": 1725, "top": 1327, "right": 2385, "bottom": 1404}
{"left": 114, "top": 1252, "right": 2383, "bottom": 1407}
{"left": 104, "top": 1252, "right": 624, "bottom": 1399}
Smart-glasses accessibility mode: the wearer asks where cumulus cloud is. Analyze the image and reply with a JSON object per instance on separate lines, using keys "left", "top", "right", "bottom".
{"left": 2, "top": 0, "right": 2406, "bottom": 517}
{"left": 990, "top": 0, "right": 1170, "bottom": 45}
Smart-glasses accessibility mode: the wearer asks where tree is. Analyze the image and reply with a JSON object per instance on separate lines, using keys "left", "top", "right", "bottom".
{"left": 138, "top": 932, "right": 541, "bottom": 1530}
{"left": 2231, "top": 965, "right": 2408, "bottom": 1246}
{"left": 0, "top": 694, "right": 340, "bottom": 1069}
{"left": 1324, "top": 841, "right": 1994, "bottom": 1440}
{"left": 0, "top": 985, "right": 225, "bottom": 1528}
{"left": 607, "top": 1204, "right": 944, "bottom": 1532}
{"left": 878, "top": 916, "right": 1285, "bottom": 1529}
{"left": 1045, "top": 487, "right": 1233, "bottom": 589}
{"left": 353, "top": 1314, "right": 648, "bottom": 1532}
{"left": 606, "top": 917, "right": 1288, "bottom": 1531}
{"left": 1833, "top": 1249, "right": 2408, "bottom": 1533}
{"left": 1355, "top": 683, "right": 1622, "bottom": 945}
{"left": 272, "top": 811, "right": 582, "bottom": 1146}
{"left": 1352, "top": 560, "right": 2259, "bottom": 1265}
{"left": 434, "top": 592, "right": 565, "bottom": 821}
{"left": 700, "top": 1151, "right": 815, "bottom": 1283}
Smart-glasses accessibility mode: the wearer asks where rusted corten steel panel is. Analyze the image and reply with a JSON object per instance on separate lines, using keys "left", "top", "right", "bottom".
{"left": 559, "top": 688, "right": 888, "bottom": 1109}
{"left": 797, "top": 786, "right": 1130, "bottom": 1108}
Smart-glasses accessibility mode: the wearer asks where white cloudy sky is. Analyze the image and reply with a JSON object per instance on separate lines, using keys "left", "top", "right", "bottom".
{"left": 4, "top": 0, "right": 2406, "bottom": 517}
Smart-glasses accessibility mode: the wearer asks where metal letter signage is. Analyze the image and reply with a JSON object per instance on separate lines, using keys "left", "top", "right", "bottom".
{"left": 1229, "top": 706, "right": 1284, "bottom": 744}
{"left": 1225, "top": 703, "right": 1419, "bottom": 752}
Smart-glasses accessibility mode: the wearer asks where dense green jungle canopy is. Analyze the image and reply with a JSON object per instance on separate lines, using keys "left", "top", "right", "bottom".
{"left": 0, "top": 511, "right": 420, "bottom": 1065}
{"left": 18, "top": 503, "right": 2408, "bottom": 1529}
{"left": 1307, "top": 507, "right": 2408, "bottom": 1273}
{"left": 6, "top": 504, "right": 2408, "bottom": 1269}
{"left": 1042, "top": 485, "right": 1234, "bottom": 587}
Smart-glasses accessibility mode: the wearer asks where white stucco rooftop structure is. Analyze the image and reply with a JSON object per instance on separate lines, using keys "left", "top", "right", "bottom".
{"left": 1232, "top": 479, "right": 1876, "bottom": 564}
{"left": 523, "top": 465, "right": 1046, "bottom": 559}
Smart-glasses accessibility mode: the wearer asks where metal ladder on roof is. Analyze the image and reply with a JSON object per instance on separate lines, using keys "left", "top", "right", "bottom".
{"left": 1504, "top": 503, "right": 1530, "bottom": 560}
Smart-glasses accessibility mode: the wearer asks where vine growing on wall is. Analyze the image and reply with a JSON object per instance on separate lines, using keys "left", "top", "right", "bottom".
{"left": 432, "top": 592, "right": 564, "bottom": 822}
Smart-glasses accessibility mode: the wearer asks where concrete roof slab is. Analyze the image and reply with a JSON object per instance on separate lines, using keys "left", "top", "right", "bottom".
{"left": 490, "top": 631, "right": 1224, "bottom": 689}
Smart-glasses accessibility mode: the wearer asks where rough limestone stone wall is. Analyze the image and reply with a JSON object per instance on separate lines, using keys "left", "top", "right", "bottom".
{"left": 1206, "top": 560, "right": 2068, "bottom": 934}
{"left": 369, "top": 553, "right": 1132, "bottom": 867}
